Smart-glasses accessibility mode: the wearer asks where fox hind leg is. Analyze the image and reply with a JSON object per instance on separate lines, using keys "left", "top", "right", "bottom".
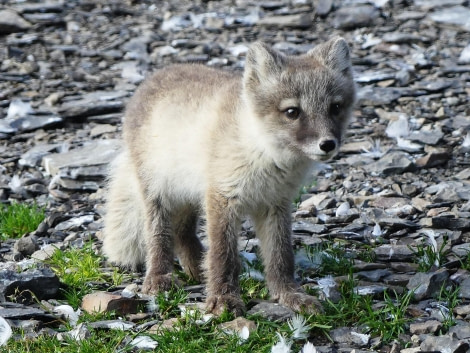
{"left": 173, "top": 206, "right": 204, "bottom": 282}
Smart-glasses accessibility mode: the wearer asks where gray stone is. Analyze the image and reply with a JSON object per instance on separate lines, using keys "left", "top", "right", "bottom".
{"left": 429, "top": 6, "right": 470, "bottom": 31}
{"left": 457, "top": 277, "right": 470, "bottom": 299}
{"left": 315, "top": 0, "right": 333, "bottom": 17}
{"left": 0, "top": 114, "right": 62, "bottom": 134}
{"left": 246, "top": 301, "right": 294, "bottom": 322}
{"left": 357, "top": 86, "right": 403, "bottom": 106}
{"left": 432, "top": 217, "right": 470, "bottom": 231}
{"left": 43, "top": 140, "right": 120, "bottom": 176}
{"left": 330, "top": 327, "right": 370, "bottom": 347}
{"left": 420, "top": 333, "right": 469, "bottom": 353}
{"left": 258, "top": 13, "right": 312, "bottom": 28}
{"left": 0, "top": 9, "right": 32, "bottom": 34}
{"left": 368, "top": 151, "right": 415, "bottom": 176}
{"left": 0, "top": 305, "right": 53, "bottom": 322}
{"left": 409, "top": 319, "right": 442, "bottom": 334}
{"left": 449, "top": 324, "right": 470, "bottom": 339}
{"left": 356, "top": 269, "right": 391, "bottom": 282}
{"left": 374, "top": 245, "right": 415, "bottom": 262}
{"left": 292, "top": 221, "right": 327, "bottom": 234}
{"left": 332, "top": 5, "right": 380, "bottom": 30}
{"left": 407, "top": 269, "right": 449, "bottom": 301}
{"left": 459, "top": 45, "right": 470, "bottom": 64}
{"left": 408, "top": 128, "right": 444, "bottom": 145}
{"left": 414, "top": 0, "right": 465, "bottom": 9}
{"left": 415, "top": 148, "right": 451, "bottom": 168}
{"left": 0, "top": 266, "right": 60, "bottom": 304}
{"left": 13, "top": 235, "right": 39, "bottom": 256}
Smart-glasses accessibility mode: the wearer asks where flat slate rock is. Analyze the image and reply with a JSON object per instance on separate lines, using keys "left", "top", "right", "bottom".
{"left": 0, "top": 266, "right": 60, "bottom": 304}
{"left": 247, "top": 301, "right": 294, "bottom": 322}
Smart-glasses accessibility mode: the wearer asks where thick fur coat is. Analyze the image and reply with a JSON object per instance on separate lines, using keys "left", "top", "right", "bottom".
{"left": 102, "top": 37, "right": 356, "bottom": 315}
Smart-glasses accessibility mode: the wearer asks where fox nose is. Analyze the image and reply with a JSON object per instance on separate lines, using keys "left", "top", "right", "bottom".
{"left": 319, "top": 139, "right": 337, "bottom": 153}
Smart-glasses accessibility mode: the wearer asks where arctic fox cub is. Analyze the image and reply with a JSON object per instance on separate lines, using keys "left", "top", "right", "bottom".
{"left": 102, "top": 37, "right": 356, "bottom": 315}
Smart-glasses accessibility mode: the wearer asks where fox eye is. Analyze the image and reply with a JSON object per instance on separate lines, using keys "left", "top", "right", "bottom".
{"left": 330, "top": 103, "right": 342, "bottom": 116}
{"left": 284, "top": 107, "right": 300, "bottom": 120}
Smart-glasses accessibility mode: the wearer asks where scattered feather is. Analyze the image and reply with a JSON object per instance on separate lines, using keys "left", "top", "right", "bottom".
{"left": 59, "top": 142, "right": 70, "bottom": 153}
{"left": 361, "top": 139, "right": 385, "bottom": 159}
{"left": 462, "top": 132, "right": 470, "bottom": 148}
{"left": 316, "top": 213, "right": 329, "bottom": 223}
{"left": 130, "top": 336, "right": 159, "bottom": 350}
{"left": 287, "top": 314, "right": 310, "bottom": 340}
{"left": 8, "top": 175, "right": 22, "bottom": 194}
{"left": 422, "top": 229, "right": 440, "bottom": 266}
{"left": 396, "top": 137, "right": 422, "bottom": 152}
{"left": 271, "top": 333, "right": 292, "bottom": 353}
{"left": 241, "top": 269, "right": 265, "bottom": 281}
{"left": 105, "top": 321, "right": 135, "bottom": 330}
{"left": 6, "top": 98, "right": 34, "bottom": 119}
{"left": 146, "top": 296, "right": 159, "bottom": 312}
{"left": 335, "top": 202, "right": 351, "bottom": 217}
{"left": 0, "top": 316, "right": 12, "bottom": 346}
{"left": 301, "top": 342, "right": 318, "bottom": 353}
{"left": 238, "top": 326, "right": 250, "bottom": 342}
{"left": 350, "top": 331, "right": 370, "bottom": 345}
{"left": 194, "top": 314, "right": 214, "bottom": 325}
{"left": 385, "top": 204, "right": 415, "bottom": 217}
{"left": 54, "top": 305, "right": 81, "bottom": 327}
{"left": 385, "top": 114, "right": 409, "bottom": 139}
{"left": 240, "top": 251, "right": 258, "bottom": 264}
{"left": 372, "top": 223, "right": 382, "bottom": 237}
{"left": 317, "top": 276, "right": 336, "bottom": 298}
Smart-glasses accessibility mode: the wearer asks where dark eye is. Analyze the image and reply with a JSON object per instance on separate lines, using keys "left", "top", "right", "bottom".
{"left": 284, "top": 107, "right": 300, "bottom": 120}
{"left": 330, "top": 103, "right": 341, "bottom": 116}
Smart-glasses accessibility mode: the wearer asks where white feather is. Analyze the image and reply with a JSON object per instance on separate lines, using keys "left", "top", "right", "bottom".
{"left": 271, "top": 333, "right": 292, "bottom": 353}
{"left": 0, "top": 316, "right": 12, "bottom": 346}
{"left": 54, "top": 305, "right": 81, "bottom": 327}
{"left": 130, "top": 336, "right": 158, "bottom": 349}
{"left": 301, "top": 342, "right": 317, "bottom": 353}
{"left": 335, "top": 202, "right": 351, "bottom": 217}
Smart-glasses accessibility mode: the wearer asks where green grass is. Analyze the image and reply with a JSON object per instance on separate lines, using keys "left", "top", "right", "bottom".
{"left": 0, "top": 202, "right": 45, "bottom": 240}
{"left": 47, "top": 240, "right": 125, "bottom": 308}
{"left": 2, "top": 208, "right": 420, "bottom": 351}
{"left": 437, "top": 283, "right": 460, "bottom": 332}
{"left": 310, "top": 274, "right": 413, "bottom": 344}
{"left": 411, "top": 236, "right": 449, "bottom": 272}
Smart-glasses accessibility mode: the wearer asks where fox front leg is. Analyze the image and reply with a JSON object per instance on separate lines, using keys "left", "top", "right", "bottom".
{"left": 204, "top": 190, "right": 245, "bottom": 316}
{"left": 253, "top": 203, "right": 322, "bottom": 314}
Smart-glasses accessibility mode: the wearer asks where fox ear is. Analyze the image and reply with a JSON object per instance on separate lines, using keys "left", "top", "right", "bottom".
{"left": 244, "top": 42, "right": 286, "bottom": 88}
{"left": 308, "top": 37, "right": 352, "bottom": 75}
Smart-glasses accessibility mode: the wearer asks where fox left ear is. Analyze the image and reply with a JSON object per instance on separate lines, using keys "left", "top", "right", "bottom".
{"left": 244, "top": 42, "right": 286, "bottom": 89}
{"left": 308, "top": 37, "right": 352, "bottom": 75}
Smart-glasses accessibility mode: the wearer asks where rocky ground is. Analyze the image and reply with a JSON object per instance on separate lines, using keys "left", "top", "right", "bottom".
{"left": 0, "top": 0, "right": 470, "bottom": 352}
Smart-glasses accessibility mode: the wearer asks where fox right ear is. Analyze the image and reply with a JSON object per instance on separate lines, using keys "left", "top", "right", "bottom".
{"left": 244, "top": 42, "right": 286, "bottom": 88}
{"left": 308, "top": 37, "right": 352, "bottom": 76}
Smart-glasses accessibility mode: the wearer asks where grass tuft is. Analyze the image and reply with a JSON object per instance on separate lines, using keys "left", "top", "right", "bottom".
{"left": 47, "top": 240, "right": 125, "bottom": 308}
{"left": 0, "top": 202, "right": 45, "bottom": 240}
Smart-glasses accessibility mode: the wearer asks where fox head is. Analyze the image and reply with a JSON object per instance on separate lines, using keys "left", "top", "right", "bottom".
{"left": 243, "top": 37, "right": 356, "bottom": 162}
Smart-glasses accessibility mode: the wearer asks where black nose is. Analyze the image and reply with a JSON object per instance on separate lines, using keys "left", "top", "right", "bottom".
{"left": 319, "top": 139, "right": 337, "bottom": 152}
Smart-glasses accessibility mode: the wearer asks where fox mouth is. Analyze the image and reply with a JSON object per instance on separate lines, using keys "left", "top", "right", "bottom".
{"left": 307, "top": 150, "right": 338, "bottom": 162}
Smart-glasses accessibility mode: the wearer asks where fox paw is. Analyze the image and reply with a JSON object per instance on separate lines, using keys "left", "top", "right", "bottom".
{"left": 142, "top": 273, "right": 182, "bottom": 294}
{"left": 279, "top": 291, "right": 323, "bottom": 314}
{"left": 206, "top": 294, "right": 245, "bottom": 317}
